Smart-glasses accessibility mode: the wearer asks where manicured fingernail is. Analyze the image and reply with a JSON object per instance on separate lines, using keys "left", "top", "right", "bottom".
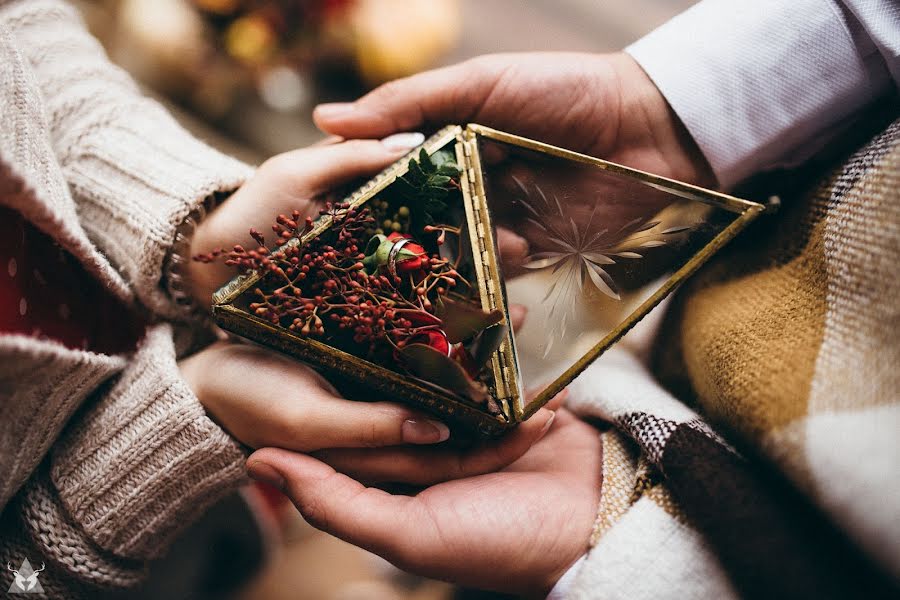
{"left": 381, "top": 132, "right": 425, "bottom": 152}
{"left": 402, "top": 418, "right": 450, "bottom": 444}
{"left": 540, "top": 411, "right": 556, "bottom": 436}
{"left": 247, "top": 460, "right": 284, "bottom": 490}
{"left": 314, "top": 102, "right": 355, "bottom": 119}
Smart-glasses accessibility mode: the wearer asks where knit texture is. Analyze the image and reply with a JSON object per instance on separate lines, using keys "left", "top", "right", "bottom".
{"left": 0, "top": 335, "right": 124, "bottom": 515}
{"left": 50, "top": 324, "right": 248, "bottom": 560}
{"left": 566, "top": 115, "right": 900, "bottom": 598}
{"left": 0, "top": 1, "right": 254, "bottom": 596}
{"left": 0, "top": 24, "right": 130, "bottom": 302}
{"left": 0, "top": 0, "right": 253, "bottom": 318}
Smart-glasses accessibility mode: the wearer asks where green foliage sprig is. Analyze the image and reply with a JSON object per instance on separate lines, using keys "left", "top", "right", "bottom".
{"left": 396, "top": 148, "right": 461, "bottom": 226}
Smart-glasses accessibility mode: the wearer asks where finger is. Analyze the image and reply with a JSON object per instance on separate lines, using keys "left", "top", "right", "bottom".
{"left": 263, "top": 135, "right": 424, "bottom": 196}
{"left": 524, "top": 386, "right": 568, "bottom": 411}
{"left": 311, "top": 134, "right": 344, "bottom": 147}
{"left": 313, "top": 58, "right": 504, "bottom": 138}
{"left": 247, "top": 449, "right": 424, "bottom": 562}
{"left": 196, "top": 343, "right": 451, "bottom": 451}
{"left": 315, "top": 408, "right": 555, "bottom": 485}
{"left": 543, "top": 387, "right": 569, "bottom": 411}
{"left": 285, "top": 397, "right": 453, "bottom": 451}
{"left": 508, "top": 303, "right": 527, "bottom": 332}
{"left": 496, "top": 226, "right": 529, "bottom": 269}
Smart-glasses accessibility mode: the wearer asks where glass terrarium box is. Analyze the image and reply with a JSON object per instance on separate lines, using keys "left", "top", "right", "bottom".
{"left": 211, "top": 125, "right": 766, "bottom": 437}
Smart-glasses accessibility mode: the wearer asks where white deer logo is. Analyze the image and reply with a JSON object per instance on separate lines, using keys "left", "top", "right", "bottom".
{"left": 7, "top": 561, "right": 45, "bottom": 592}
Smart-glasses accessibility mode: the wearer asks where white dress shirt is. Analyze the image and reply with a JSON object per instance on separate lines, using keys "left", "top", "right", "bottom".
{"left": 626, "top": 0, "right": 900, "bottom": 188}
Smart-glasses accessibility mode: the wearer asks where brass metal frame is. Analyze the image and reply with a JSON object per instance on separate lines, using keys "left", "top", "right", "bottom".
{"left": 211, "top": 123, "right": 768, "bottom": 437}
{"left": 462, "top": 125, "right": 766, "bottom": 419}
{"left": 457, "top": 128, "right": 523, "bottom": 418}
{"left": 213, "top": 125, "right": 516, "bottom": 437}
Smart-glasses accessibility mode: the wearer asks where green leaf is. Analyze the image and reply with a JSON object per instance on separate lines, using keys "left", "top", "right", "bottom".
{"left": 418, "top": 148, "right": 435, "bottom": 172}
{"left": 432, "top": 149, "right": 456, "bottom": 168}
{"left": 401, "top": 343, "right": 488, "bottom": 403}
{"left": 436, "top": 297, "right": 504, "bottom": 343}
{"left": 364, "top": 234, "right": 386, "bottom": 255}
{"left": 396, "top": 147, "right": 459, "bottom": 225}
{"left": 424, "top": 198, "right": 448, "bottom": 213}
{"left": 408, "top": 159, "right": 425, "bottom": 181}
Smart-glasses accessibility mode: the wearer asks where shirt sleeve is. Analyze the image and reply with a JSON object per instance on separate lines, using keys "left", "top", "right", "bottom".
{"left": 625, "top": 0, "right": 899, "bottom": 188}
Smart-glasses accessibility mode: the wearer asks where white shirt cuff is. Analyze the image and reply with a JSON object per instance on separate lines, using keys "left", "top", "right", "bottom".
{"left": 626, "top": 0, "right": 894, "bottom": 188}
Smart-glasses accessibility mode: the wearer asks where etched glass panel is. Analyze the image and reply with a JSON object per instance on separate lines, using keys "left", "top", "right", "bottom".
{"left": 475, "top": 135, "right": 746, "bottom": 416}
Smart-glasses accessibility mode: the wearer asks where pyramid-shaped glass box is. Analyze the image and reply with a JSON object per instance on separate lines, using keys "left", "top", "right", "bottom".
{"left": 212, "top": 125, "right": 767, "bottom": 437}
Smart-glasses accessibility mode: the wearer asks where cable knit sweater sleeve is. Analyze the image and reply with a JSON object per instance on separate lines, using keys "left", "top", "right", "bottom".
{"left": 0, "top": 1, "right": 253, "bottom": 594}
{"left": 0, "top": 325, "right": 248, "bottom": 596}
{"left": 0, "top": 0, "right": 254, "bottom": 317}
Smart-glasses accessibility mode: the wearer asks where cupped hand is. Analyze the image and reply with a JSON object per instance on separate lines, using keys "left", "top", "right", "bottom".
{"left": 180, "top": 340, "right": 555, "bottom": 461}
{"left": 313, "top": 52, "right": 714, "bottom": 188}
{"left": 246, "top": 408, "right": 602, "bottom": 597}
{"left": 188, "top": 135, "right": 426, "bottom": 308}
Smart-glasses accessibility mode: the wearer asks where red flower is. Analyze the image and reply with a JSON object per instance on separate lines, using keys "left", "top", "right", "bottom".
{"left": 387, "top": 232, "right": 427, "bottom": 274}
{"left": 409, "top": 328, "right": 450, "bottom": 356}
{"left": 396, "top": 309, "right": 441, "bottom": 328}
{"left": 394, "top": 310, "right": 449, "bottom": 355}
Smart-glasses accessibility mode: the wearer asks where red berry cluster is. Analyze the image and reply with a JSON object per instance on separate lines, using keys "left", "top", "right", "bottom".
{"left": 196, "top": 202, "right": 463, "bottom": 361}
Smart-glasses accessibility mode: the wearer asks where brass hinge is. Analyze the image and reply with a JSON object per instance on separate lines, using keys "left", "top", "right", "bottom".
{"left": 460, "top": 135, "right": 514, "bottom": 418}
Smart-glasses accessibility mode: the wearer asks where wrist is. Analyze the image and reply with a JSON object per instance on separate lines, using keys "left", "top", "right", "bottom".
{"left": 164, "top": 192, "right": 229, "bottom": 316}
{"left": 609, "top": 52, "right": 716, "bottom": 188}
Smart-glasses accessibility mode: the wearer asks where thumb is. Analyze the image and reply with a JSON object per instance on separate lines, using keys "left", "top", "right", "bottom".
{"left": 247, "top": 449, "right": 424, "bottom": 561}
{"left": 313, "top": 57, "right": 506, "bottom": 139}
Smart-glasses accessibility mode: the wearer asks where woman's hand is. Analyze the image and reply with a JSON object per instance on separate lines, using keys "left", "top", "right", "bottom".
{"left": 312, "top": 52, "right": 715, "bottom": 188}
{"left": 187, "top": 135, "right": 426, "bottom": 308}
{"left": 180, "top": 341, "right": 555, "bottom": 462}
{"left": 246, "top": 408, "right": 602, "bottom": 597}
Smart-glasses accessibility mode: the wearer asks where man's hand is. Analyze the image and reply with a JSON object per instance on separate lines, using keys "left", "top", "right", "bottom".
{"left": 246, "top": 408, "right": 602, "bottom": 597}
{"left": 313, "top": 52, "right": 714, "bottom": 188}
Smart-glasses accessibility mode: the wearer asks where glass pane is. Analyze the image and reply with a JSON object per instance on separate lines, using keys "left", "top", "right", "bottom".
{"left": 475, "top": 134, "right": 746, "bottom": 417}
{"left": 231, "top": 139, "right": 512, "bottom": 419}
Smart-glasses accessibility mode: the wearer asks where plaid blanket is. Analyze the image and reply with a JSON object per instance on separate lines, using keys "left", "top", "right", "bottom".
{"left": 565, "top": 112, "right": 900, "bottom": 599}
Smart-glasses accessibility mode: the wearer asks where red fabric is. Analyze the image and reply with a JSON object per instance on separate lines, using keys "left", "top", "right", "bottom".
{"left": 0, "top": 206, "right": 145, "bottom": 354}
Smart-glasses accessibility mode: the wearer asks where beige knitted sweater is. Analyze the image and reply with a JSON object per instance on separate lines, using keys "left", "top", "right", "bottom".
{"left": 0, "top": 0, "right": 254, "bottom": 595}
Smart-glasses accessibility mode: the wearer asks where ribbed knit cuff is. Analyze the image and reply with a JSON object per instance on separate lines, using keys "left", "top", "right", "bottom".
{"left": 49, "top": 324, "right": 248, "bottom": 560}
{"left": 0, "top": 334, "right": 125, "bottom": 514}
{"left": 3, "top": 0, "right": 254, "bottom": 318}
{"left": 17, "top": 472, "right": 146, "bottom": 592}
{"left": 64, "top": 104, "right": 253, "bottom": 318}
{"left": 66, "top": 100, "right": 252, "bottom": 317}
